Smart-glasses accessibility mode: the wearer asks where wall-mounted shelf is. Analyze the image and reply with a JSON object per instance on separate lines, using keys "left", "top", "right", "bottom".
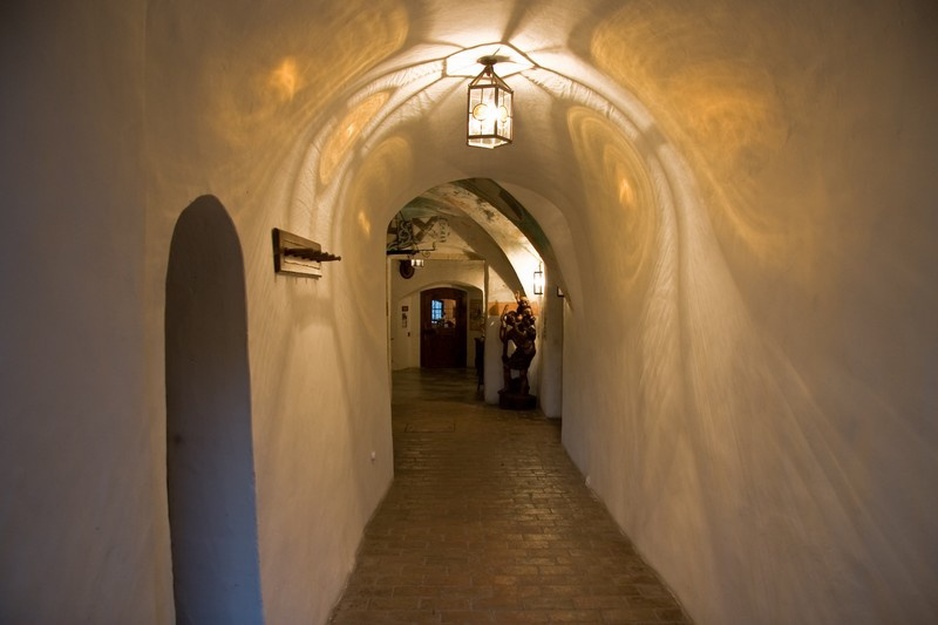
{"left": 272, "top": 228, "right": 341, "bottom": 278}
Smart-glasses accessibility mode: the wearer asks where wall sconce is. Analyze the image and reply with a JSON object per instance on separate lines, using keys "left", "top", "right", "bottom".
{"left": 533, "top": 262, "right": 544, "bottom": 296}
{"left": 467, "top": 58, "right": 513, "bottom": 149}
{"left": 410, "top": 257, "right": 425, "bottom": 268}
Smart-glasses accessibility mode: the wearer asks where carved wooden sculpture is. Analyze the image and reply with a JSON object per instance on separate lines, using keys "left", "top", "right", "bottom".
{"left": 498, "top": 295, "right": 537, "bottom": 409}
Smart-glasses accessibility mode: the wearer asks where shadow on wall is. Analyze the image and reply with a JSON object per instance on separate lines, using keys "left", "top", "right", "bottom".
{"left": 165, "top": 196, "right": 264, "bottom": 625}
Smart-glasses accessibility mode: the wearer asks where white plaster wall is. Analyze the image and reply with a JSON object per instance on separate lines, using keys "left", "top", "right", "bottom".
{"left": 558, "top": 3, "right": 938, "bottom": 624}
{"left": 537, "top": 283, "right": 564, "bottom": 419}
{"left": 141, "top": 3, "right": 403, "bottom": 623}
{"left": 0, "top": 2, "right": 158, "bottom": 623}
{"left": 390, "top": 290, "right": 419, "bottom": 370}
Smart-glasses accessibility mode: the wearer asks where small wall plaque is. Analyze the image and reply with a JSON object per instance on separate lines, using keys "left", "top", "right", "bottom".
{"left": 272, "top": 228, "right": 341, "bottom": 278}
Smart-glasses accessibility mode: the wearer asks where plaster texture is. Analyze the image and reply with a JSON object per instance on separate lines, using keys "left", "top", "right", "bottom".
{"left": 1, "top": 1, "right": 937, "bottom": 624}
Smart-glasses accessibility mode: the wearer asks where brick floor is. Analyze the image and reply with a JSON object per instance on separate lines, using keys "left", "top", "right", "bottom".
{"left": 328, "top": 368, "right": 692, "bottom": 625}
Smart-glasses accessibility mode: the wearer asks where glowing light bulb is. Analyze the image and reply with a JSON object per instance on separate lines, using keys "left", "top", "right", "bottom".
{"left": 472, "top": 102, "right": 490, "bottom": 121}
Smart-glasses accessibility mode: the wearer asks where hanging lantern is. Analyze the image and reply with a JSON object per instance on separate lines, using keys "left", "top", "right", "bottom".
{"left": 467, "top": 59, "right": 513, "bottom": 149}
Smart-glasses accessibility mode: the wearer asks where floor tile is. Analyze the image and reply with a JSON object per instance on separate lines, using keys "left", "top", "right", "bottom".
{"left": 328, "top": 368, "right": 692, "bottom": 625}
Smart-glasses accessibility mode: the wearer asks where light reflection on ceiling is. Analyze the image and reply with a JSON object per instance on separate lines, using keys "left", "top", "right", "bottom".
{"left": 319, "top": 91, "right": 391, "bottom": 186}
{"left": 287, "top": 1, "right": 720, "bottom": 306}
{"left": 269, "top": 57, "right": 302, "bottom": 102}
{"left": 386, "top": 180, "right": 549, "bottom": 297}
{"left": 207, "top": 0, "right": 409, "bottom": 147}
{"left": 567, "top": 106, "right": 656, "bottom": 295}
{"left": 444, "top": 43, "right": 536, "bottom": 78}
{"left": 590, "top": 2, "right": 795, "bottom": 266}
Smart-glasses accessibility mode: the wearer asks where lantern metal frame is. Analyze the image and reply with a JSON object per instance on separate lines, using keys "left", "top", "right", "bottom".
{"left": 467, "top": 58, "right": 513, "bottom": 149}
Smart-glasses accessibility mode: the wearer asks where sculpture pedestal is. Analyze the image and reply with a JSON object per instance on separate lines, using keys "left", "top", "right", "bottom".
{"left": 498, "top": 374, "right": 536, "bottom": 410}
{"left": 498, "top": 390, "right": 537, "bottom": 410}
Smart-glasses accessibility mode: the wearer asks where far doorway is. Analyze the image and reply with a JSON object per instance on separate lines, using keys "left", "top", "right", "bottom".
{"left": 420, "top": 287, "right": 468, "bottom": 368}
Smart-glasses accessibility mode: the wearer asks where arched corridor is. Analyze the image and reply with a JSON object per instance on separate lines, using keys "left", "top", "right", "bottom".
{"left": 2, "top": 1, "right": 937, "bottom": 624}
{"left": 329, "top": 369, "right": 691, "bottom": 624}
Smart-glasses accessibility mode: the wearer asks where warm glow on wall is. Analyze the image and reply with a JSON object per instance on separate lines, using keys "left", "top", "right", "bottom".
{"left": 269, "top": 57, "right": 301, "bottom": 101}
{"left": 567, "top": 106, "right": 656, "bottom": 295}
{"left": 205, "top": 0, "right": 407, "bottom": 148}
{"left": 590, "top": 4, "right": 795, "bottom": 270}
{"left": 319, "top": 91, "right": 391, "bottom": 185}
{"left": 346, "top": 136, "right": 413, "bottom": 238}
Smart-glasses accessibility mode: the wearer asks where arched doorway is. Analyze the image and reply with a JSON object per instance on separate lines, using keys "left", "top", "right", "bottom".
{"left": 165, "top": 196, "right": 263, "bottom": 625}
{"left": 384, "top": 179, "right": 565, "bottom": 412}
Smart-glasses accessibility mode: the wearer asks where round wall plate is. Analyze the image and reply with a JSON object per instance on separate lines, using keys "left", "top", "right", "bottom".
{"left": 399, "top": 260, "right": 415, "bottom": 279}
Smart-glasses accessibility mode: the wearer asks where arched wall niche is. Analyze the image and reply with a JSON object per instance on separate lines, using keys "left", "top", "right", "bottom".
{"left": 165, "top": 195, "right": 264, "bottom": 625}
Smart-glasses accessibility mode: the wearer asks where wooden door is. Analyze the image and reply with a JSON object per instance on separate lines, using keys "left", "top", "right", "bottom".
{"left": 420, "top": 288, "right": 467, "bottom": 368}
